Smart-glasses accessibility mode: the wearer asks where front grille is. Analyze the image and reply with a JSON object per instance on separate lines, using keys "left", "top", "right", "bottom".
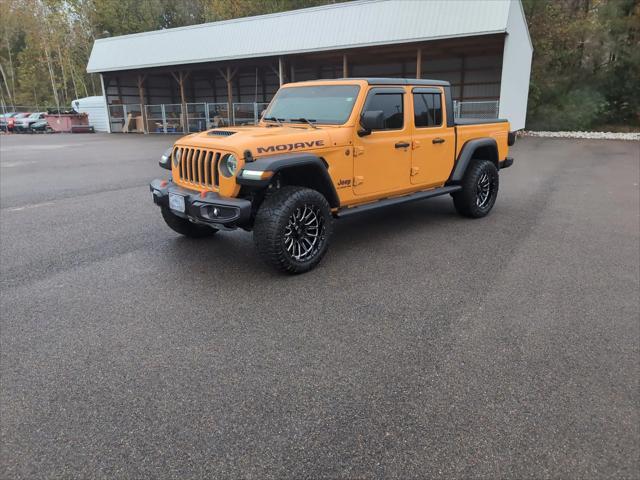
{"left": 176, "top": 147, "right": 221, "bottom": 188}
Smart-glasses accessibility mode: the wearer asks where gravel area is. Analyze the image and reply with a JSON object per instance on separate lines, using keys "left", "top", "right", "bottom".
{"left": 524, "top": 130, "right": 640, "bottom": 141}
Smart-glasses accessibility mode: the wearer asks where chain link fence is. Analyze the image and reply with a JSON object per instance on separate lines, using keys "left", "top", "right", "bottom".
{"left": 207, "top": 103, "right": 231, "bottom": 129}
{"left": 106, "top": 102, "right": 268, "bottom": 133}
{"left": 101, "top": 100, "right": 499, "bottom": 134}
{"left": 232, "top": 103, "right": 269, "bottom": 126}
{"left": 453, "top": 100, "right": 500, "bottom": 119}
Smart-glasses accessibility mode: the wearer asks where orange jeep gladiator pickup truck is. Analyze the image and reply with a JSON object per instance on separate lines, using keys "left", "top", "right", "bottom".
{"left": 151, "top": 78, "right": 515, "bottom": 273}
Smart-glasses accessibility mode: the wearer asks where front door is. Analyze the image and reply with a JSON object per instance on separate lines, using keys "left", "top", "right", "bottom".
{"left": 353, "top": 88, "right": 411, "bottom": 197}
{"left": 409, "top": 88, "right": 455, "bottom": 187}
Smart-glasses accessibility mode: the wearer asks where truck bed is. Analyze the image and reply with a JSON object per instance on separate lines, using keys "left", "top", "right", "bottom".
{"left": 454, "top": 118, "right": 510, "bottom": 161}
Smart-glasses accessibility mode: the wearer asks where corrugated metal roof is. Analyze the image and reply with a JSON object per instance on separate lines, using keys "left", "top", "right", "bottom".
{"left": 87, "top": 0, "right": 512, "bottom": 74}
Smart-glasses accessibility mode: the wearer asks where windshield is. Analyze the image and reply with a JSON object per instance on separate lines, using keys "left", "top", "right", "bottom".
{"left": 263, "top": 85, "right": 360, "bottom": 125}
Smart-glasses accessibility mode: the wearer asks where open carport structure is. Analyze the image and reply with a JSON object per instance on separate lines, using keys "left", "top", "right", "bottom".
{"left": 86, "top": 0, "right": 532, "bottom": 134}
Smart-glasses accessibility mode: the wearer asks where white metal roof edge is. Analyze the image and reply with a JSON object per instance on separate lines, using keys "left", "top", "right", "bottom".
{"left": 92, "top": 0, "right": 385, "bottom": 45}
{"left": 88, "top": 29, "right": 507, "bottom": 74}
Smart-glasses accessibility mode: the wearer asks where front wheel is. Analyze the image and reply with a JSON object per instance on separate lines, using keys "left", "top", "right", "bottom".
{"left": 452, "top": 160, "right": 499, "bottom": 218}
{"left": 253, "top": 186, "right": 333, "bottom": 274}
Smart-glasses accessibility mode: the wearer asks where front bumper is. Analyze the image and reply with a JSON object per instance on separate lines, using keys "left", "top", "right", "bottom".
{"left": 150, "top": 179, "right": 252, "bottom": 229}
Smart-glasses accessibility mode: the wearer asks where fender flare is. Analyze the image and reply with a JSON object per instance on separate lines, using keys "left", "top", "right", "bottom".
{"left": 237, "top": 153, "right": 340, "bottom": 208}
{"left": 448, "top": 138, "right": 499, "bottom": 183}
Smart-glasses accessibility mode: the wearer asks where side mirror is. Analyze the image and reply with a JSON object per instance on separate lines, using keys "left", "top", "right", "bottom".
{"left": 358, "top": 110, "right": 385, "bottom": 136}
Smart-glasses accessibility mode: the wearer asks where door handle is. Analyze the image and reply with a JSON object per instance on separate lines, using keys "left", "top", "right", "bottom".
{"left": 432, "top": 138, "right": 445, "bottom": 144}
{"left": 395, "top": 142, "right": 410, "bottom": 149}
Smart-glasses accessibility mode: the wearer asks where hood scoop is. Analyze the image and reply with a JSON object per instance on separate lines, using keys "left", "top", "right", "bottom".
{"left": 207, "top": 130, "right": 236, "bottom": 137}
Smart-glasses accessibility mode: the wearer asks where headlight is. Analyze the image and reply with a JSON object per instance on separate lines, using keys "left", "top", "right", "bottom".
{"left": 172, "top": 148, "right": 181, "bottom": 167}
{"left": 160, "top": 147, "right": 173, "bottom": 170}
{"left": 161, "top": 147, "right": 172, "bottom": 161}
{"left": 220, "top": 154, "right": 238, "bottom": 178}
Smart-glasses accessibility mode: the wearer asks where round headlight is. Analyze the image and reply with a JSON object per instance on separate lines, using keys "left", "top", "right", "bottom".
{"left": 172, "top": 148, "right": 181, "bottom": 167}
{"left": 161, "top": 147, "right": 172, "bottom": 162}
{"left": 220, "top": 154, "right": 238, "bottom": 178}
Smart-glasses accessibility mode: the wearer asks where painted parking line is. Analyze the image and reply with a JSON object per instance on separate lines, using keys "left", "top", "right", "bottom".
{"left": 4, "top": 202, "right": 55, "bottom": 212}
{"left": 1, "top": 161, "right": 39, "bottom": 168}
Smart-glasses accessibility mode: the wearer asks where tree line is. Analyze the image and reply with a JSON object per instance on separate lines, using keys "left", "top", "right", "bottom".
{"left": 523, "top": 0, "right": 638, "bottom": 130}
{"left": 1, "top": 0, "right": 638, "bottom": 130}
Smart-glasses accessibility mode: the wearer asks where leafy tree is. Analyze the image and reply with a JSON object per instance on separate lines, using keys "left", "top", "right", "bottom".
{"left": 523, "top": 0, "right": 639, "bottom": 130}
{"left": 0, "top": 0, "right": 637, "bottom": 130}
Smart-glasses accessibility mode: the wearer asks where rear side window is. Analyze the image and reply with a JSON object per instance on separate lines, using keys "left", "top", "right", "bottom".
{"left": 413, "top": 93, "right": 442, "bottom": 127}
{"left": 363, "top": 93, "right": 404, "bottom": 130}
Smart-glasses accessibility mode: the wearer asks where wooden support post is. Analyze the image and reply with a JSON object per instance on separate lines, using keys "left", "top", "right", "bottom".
{"left": 227, "top": 67, "right": 234, "bottom": 123}
{"left": 342, "top": 54, "right": 348, "bottom": 78}
{"left": 278, "top": 56, "right": 284, "bottom": 86}
{"left": 115, "top": 76, "right": 123, "bottom": 104}
{"left": 137, "top": 74, "right": 147, "bottom": 133}
{"left": 179, "top": 72, "right": 186, "bottom": 133}
{"left": 416, "top": 48, "right": 422, "bottom": 79}
{"left": 290, "top": 62, "right": 295, "bottom": 83}
{"left": 171, "top": 70, "right": 190, "bottom": 133}
{"left": 217, "top": 66, "right": 237, "bottom": 125}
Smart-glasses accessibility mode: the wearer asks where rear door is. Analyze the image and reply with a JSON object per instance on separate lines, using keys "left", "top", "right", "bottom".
{"left": 409, "top": 88, "right": 455, "bottom": 187}
{"left": 352, "top": 87, "right": 411, "bottom": 197}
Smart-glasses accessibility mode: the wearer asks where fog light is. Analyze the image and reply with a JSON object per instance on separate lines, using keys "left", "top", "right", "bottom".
{"left": 213, "top": 207, "right": 219, "bottom": 216}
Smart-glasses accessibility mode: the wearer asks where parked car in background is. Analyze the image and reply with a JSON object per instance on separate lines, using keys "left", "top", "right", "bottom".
{"left": 4, "top": 112, "right": 31, "bottom": 132}
{"left": 0, "top": 112, "right": 18, "bottom": 131}
{"left": 15, "top": 112, "right": 47, "bottom": 132}
{"left": 30, "top": 119, "right": 53, "bottom": 133}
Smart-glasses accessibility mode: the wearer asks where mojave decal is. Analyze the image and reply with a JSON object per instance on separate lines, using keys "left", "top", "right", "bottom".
{"left": 256, "top": 140, "right": 325, "bottom": 154}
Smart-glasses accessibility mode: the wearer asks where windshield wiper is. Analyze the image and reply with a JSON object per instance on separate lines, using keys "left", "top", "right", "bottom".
{"left": 288, "top": 117, "right": 318, "bottom": 129}
{"left": 263, "top": 116, "right": 284, "bottom": 126}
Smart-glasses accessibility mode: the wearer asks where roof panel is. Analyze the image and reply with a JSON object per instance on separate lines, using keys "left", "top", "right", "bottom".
{"left": 87, "top": 0, "right": 511, "bottom": 73}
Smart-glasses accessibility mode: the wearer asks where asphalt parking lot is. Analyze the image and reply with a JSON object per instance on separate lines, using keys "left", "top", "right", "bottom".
{"left": 1, "top": 132, "right": 638, "bottom": 479}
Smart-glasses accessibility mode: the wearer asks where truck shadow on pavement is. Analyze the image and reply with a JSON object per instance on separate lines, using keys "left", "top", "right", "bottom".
{"left": 162, "top": 197, "right": 459, "bottom": 278}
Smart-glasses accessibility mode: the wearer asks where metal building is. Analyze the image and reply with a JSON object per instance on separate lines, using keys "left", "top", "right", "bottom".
{"left": 86, "top": 0, "right": 532, "bottom": 134}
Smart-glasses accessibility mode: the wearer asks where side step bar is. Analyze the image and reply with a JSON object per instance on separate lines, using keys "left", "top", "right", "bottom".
{"left": 336, "top": 185, "right": 461, "bottom": 218}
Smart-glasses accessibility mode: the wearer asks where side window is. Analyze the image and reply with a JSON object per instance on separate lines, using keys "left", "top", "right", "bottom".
{"left": 364, "top": 93, "right": 404, "bottom": 130}
{"left": 413, "top": 93, "right": 442, "bottom": 128}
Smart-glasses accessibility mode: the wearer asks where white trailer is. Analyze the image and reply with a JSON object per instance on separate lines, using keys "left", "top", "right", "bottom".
{"left": 72, "top": 96, "right": 109, "bottom": 132}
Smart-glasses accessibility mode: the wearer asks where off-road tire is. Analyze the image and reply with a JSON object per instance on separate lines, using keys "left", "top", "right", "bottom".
{"left": 161, "top": 207, "right": 218, "bottom": 238}
{"left": 253, "top": 186, "right": 333, "bottom": 274}
{"left": 452, "top": 159, "right": 499, "bottom": 218}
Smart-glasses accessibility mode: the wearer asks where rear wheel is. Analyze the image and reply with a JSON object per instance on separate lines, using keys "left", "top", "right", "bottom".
{"left": 253, "top": 186, "right": 333, "bottom": 274}
{"left": 452, "top": 159, "right": 499, "bottom": 218}
{"left": 161, "top": 207, "right": 217, "bottom": 238}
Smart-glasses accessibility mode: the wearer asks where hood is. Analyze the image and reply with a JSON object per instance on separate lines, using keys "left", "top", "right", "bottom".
{"left": 178, "top": 125, "right": 339, "bottom": 157}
